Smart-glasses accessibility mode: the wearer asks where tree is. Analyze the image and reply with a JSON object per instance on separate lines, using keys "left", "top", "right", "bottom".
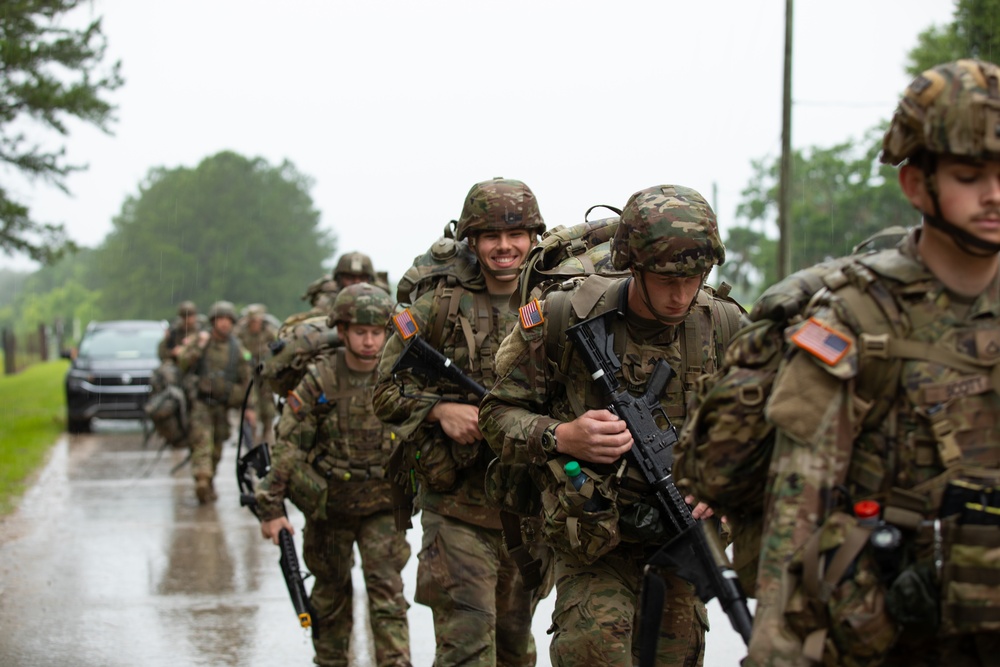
{"left": 907, "top": 0, "right": 1000, "bottom": 75}
{"left": 92, "top": 151, "right": 336, "bottom": 319}
{"left": 719, "top": 127, "right": 915, "bottom": 304}
{"left": 0, "top": 0, "right": 123, "bottom": 263}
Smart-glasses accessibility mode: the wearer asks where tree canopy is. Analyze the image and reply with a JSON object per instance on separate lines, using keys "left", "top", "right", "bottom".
{"left": 91, "top": 151, "right": 335, "bottom": 320}
{"left": 0, "top": 0, "right": 123, "bottom": 264}
{"left": 907, "top": 0, "right": 1000, "bottom": 75}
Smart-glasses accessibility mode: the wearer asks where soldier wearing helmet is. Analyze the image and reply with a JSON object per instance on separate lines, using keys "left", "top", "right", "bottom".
{"left": 177, "top": 300, "right": 256, "bottom": 504}
{"left": 158, "top": 300, "right": 203, "bottom": 361}
{"left": 736, "top": 59, "right": 1000, "bottom": 666}
{"left": 373, "top": 177, "right": 553, "bottom": 666}
{"left": 478, "top": 184, "right": 746, "bottom": 666}
{"left": 235, "top": 304, "right": 278, "bottom": 444}
{"left": 256, "top": 283, "right": 411, "bottom": 667}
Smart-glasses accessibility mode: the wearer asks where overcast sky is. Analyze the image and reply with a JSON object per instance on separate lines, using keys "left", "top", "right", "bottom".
{"left": 6, "top": 0, "right": 958, "bottom": 288}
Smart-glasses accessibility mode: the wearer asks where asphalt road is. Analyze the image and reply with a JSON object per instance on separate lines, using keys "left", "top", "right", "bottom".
{"left": 0, "top": 422, "right": 749, "bottom": 666}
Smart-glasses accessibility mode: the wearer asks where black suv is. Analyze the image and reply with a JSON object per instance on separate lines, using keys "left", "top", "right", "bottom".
{"left": 63, "top": 320, "right": 168, "bottom": 433}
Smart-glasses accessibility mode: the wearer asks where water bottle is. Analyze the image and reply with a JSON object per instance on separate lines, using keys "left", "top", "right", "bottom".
{"left": 564, "top": 461, "right": 607, "bottom": 512}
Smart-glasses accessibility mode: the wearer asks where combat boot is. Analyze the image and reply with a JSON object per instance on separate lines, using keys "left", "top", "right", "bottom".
{"left": 195, "top": 475, "right": 214, "bottom": 504}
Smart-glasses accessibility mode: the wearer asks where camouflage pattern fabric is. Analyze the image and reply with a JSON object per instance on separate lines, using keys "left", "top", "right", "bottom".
{"left": 177, "top": 334, "right": 253, "bottom": 482}
{"left": 480, "top": 275, "right": 746, "bottom": 666}
{"left": 304, "top": 511, "right": 410, "bottom": 667}
{"left": 373, "top": 276, "right": 552, "bottom": 666}
{"left": 256, "top": 350, "right": 411, "bottom": 666}
{"left": 609, "top": 185, "right": 725, "bottom": 275}
{"left": 415, "top": 511, "right": 549, "bottom": 667}
{"left": 456, "top": 178, "right": 545, "bottom": 241}
{"left": 746, "top": 230, "right": 1000, "bottom": 666}
{"left": 235, "top": 316, "right": 278, "bottom": 439}
{"left": 881, "top": 59, "right": 1000, "bottom": 166}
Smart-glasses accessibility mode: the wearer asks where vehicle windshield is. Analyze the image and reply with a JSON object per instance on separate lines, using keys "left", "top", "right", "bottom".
{"left": 78, "top": 326, "right": 163, "bottom": 360}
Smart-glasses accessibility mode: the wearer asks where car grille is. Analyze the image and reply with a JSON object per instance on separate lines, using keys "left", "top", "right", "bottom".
{"left": 90, "top": 372, "right": 153, "bottom": 388}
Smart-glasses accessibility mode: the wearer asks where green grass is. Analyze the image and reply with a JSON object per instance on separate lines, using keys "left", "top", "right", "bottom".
{"left": 0, "top": 360, "right": 68, "bottom": 516}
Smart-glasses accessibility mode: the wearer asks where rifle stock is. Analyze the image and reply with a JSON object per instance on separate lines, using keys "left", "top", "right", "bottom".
{"left": 565, "top": 313, "right": 753, "bottom": 647}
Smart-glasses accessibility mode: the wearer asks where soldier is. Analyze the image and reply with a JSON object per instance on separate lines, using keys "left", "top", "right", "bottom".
{"left": 373, "top": 178, "right": 552, "bottom": 667}
{"left": 282, "top": 251, "right": 380, "bottom": 338}
{"left": 731, "top": 59, "right": 1000, "bottom": 666}
{"left": 479, "top": 184, "right": 746, "bottom": 666}
{"left": 235, "top": 303, "right": 278, "bottom": 443}
{"left": 177, "top": 300, "right": 256, "bottom": 504}
{"left": 158, "top": 300, "right": 201, "bottom": 361}
{"left": 256, "top": 284, "right": 411, "bottom": 667}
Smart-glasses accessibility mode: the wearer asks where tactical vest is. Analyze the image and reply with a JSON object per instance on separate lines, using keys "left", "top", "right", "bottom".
{"left": 305, "top": 348, "right": 395, "bottom": 483}
{"left": 193, "top": 335, "right": 243, "bottom": 407}
{"left": 771, "top": 248, "right": 1000, "bottom": 657}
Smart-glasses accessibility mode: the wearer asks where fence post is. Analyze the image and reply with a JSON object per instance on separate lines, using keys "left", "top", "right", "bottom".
{"left": 3, "top": 328, "right": 15, "bottom": 375}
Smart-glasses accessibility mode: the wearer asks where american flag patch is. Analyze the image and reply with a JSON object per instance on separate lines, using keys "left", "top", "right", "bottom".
{"left": 393, "top": 309, "right": 419, "bottom": 340}
{"left": 286, "top": 390, "right": 304, "bottom": 414}
{"left": 791, "top": 318, "right": 851, "bottom": 366}
{"left": 519, "top": 299, "right": 544, "bottom": 329}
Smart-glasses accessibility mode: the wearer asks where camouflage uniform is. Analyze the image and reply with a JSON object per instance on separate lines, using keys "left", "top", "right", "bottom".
{"left": 158, "top": 300, "right": 201, "bottom": 361}
{"left": 177, "top": 301, "right": 254, "bottom": 502}
{"left": 480, "top": 185, "right": 746, "bottom": 666}
{"left": 235, "top": 304, "right": 278, "bottom": 441}
{"left": 373, "top": 178, "right": 551, "bottom": 667}
{"left": 736, "top": 60, "right": 1000, "bottom": 666}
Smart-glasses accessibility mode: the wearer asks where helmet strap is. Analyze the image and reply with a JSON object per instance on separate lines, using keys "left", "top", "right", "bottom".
{"left": 921, "top": 161, "right": 1000, "bottom": 256}
{"left": 630, "top": 269, "right": 701, "bottom": 326}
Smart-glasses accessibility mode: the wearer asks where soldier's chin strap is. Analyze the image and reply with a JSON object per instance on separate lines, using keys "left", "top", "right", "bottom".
{"left": 921, "top": 159, "right": 1000, "bottom": 256}
{"left": 630, "top": 269, "right": 704, "bottom": 326}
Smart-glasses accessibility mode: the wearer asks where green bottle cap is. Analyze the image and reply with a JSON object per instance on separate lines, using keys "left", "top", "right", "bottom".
{"left": 564, "top": 460, "right": 582, "bottom": 477}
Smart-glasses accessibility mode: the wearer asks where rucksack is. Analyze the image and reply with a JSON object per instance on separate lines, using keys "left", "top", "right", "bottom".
{"left": 260, "top": 315, "right": 340, "bottom": 399}
{"left": 674, "top": 254, "right": 912, "bottom": 595}
{"left": 144, "top": 360, "right": 190, "bottom": 446}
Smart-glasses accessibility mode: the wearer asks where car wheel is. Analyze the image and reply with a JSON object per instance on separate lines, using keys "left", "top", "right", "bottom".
{"left": 67, "top": 416, "right": 91, "bottom": 434}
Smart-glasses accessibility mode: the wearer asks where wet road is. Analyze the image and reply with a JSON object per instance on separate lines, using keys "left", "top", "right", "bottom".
{"left": 0, "top": 423, "right": 748, "bottom": 666}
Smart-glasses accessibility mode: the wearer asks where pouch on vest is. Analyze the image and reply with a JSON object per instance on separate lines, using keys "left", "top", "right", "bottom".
{"left": 287, "top": 452, "right": 328, "bottom": 521}
{"left": 783, "top": 511, "right": 901, "bottom": 666}
{"left": 485, "top": 456, "right": 542, "bottom": 517}
{"left": 938, "top": 515, "right": 1000, "bottom": 636}
{"left": 540, "top": 457, "right": 621, "bottom": 564}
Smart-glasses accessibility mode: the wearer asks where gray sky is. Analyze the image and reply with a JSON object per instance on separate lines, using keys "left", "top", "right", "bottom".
{"left": 7, "top": 0, "right": 958, "bottom": 288}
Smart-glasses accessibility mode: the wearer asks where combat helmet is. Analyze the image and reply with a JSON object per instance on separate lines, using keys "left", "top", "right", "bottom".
{"left": 207, "top": 300, "right": 237, "bottom": 323}
{"left": 244, "top": 303, "right": 267, "bottom": 318}
{"left": 177, "top": 300, "right": 197, "bottom": 317}
{"left": 333, "top": 252, "right": 376, "bottom": 283}
{"left": 328, "top": 283, "right": 393, "bottom": 328}
{"left": 881, "top": 59, "right": 1000, "bottom": 167}
{"left": 610, "top": 185, "right": 725, "bottom": 275}
{"left": 456, "top": 178, "right": 546, "bottom": 241}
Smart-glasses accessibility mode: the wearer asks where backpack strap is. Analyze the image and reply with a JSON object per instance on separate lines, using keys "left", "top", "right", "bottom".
{"left": 499, "top": 510, "right": 543, "bottom": 590}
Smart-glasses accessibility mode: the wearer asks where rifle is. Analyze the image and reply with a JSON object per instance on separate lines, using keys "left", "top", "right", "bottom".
{"left": 386, "top": 332, "right": 487, "bottom": 532}
{"left": 235, "top": 380, "right": 314, "bottom": 629}
{"left": 565, "top": 312, "right": 753, "bottom": 652}
{"left": 390, "top": 333, "right": 487, "bottom": 401}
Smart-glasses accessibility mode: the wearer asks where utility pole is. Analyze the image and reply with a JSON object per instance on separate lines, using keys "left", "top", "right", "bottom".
{"left": 777, "top": 0, "right": 794, "bottom": 279}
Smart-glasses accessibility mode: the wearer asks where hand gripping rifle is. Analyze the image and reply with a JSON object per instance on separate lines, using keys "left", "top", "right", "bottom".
{"left": 235, "top": 379, "right": 313, "bottom": 629}
{"left": 565, "top": 312, "right": 753, "bottom": 654}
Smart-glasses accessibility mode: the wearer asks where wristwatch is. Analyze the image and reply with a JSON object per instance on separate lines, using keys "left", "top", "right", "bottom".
{"left": 541, "top": 423, "right": 559, "bottom": 454}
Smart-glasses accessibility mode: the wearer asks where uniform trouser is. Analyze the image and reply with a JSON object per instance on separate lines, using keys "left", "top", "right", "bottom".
{"left": 188, "top": 401, "right": 231, "bottom": 480}
{"left": 254, "top": 374, "right": 275, "bottom": 442}
{"left": 548, "top": 545, "right": 707, "bottom": 667}
{"left": 304, "top": 510, "right": 412, "bottom": 667}
{"left": 416, "top": 510, "right": 550, "bottom": 667}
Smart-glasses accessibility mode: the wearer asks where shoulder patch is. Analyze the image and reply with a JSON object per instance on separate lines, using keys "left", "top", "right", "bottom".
{"left": 286, "top": 390, "right": 304, "bottom": 414}
{"left": 519, "top": 298, "right": 544, "bottom": 329}
{"left": 392, "top": 309, "right": 419, "bottom": 340}
{"left": 791, "top": 317, "right": 851, "bottom": 366}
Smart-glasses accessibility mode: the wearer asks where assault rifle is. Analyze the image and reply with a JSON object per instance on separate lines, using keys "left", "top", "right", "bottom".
{"left": 235, "top": 381, "right": 314, "bottom": 629}
{"left": 387, "top": 332, "right": 487, "bottom": 532}
{"left": 565, "top": 312, "right": 753, "bottom": 652}
{"left": 390, "top": 334, "right": 487, "bottom": 401}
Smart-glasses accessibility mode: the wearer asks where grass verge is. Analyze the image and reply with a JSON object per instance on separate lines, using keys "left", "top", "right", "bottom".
{"left": 0, "top": 360, "right": 68, "bottom": 516}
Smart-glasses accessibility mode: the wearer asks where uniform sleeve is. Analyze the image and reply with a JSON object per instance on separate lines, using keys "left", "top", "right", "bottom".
{"left": 748, "top": 301, "right": 866, "bottom": 662}
{"left": 479, "top": 313, "right": 560, "bottom": 468}
{"left": 254, "top": 368, "right": 322, "bottom": 521}
{"left": 372, "top": 293, "right": 441, "bottom": 438}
